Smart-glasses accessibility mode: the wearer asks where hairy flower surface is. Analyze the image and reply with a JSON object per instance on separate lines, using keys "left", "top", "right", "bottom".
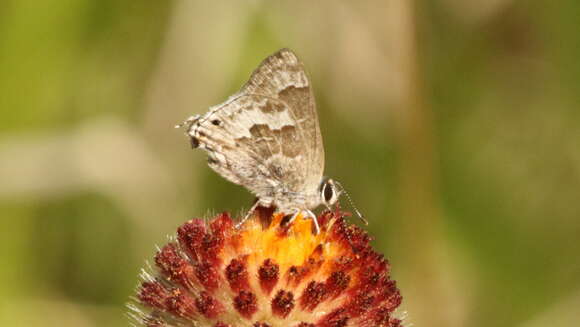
{"left": 130, "top": 207, "right": 403, "bottom": 327}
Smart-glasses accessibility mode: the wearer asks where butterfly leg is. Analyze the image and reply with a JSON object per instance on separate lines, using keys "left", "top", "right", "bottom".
{"left": 287, "top": 209, "right": 320, "bottom": 234}
{"left": 304, "top": 209, "right": 320, "bottom": 234}
{"left": 236, "top": 200, "right": 263, "bottom": 229}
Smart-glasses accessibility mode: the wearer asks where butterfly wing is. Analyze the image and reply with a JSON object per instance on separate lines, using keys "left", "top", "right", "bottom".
{"left": 242, "top": 49, "right": 325, "bottom": 193}
{"left": 186, "top": 49, "right": 324, "bottom": 209}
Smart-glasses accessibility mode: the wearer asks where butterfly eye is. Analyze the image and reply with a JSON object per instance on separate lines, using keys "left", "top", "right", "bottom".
{"left": 323, "top": 180, "right": 336, "bottom": 204}
{"left": 211, "top": 119, "right": 222, "bottom": 126}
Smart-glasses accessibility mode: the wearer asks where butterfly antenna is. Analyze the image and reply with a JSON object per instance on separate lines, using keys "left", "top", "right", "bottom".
{"left": 334, "top": 181, "right": 368, "bottom": 225}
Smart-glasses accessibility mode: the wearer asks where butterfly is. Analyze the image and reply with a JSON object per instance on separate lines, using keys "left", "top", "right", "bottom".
{"left": 178, "top": 49, "right": 364, "bottom": 231}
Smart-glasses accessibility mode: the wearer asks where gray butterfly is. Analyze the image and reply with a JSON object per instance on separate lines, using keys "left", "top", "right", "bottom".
{"left": 178, "top": 49, "right": 362, "bottom": 231}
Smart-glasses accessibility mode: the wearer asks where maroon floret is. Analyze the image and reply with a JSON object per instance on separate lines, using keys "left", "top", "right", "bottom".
{"left": 258, "top": 259, "right": 279, "bottom": 294}
{"left": 233, "top": 290, "right": 258, "bottom": 319}
{"left": 226, "top": 257, "right": 250, "bottom": 292}
{"left": 271, "top": 289, "right": 295, "bottom": 318}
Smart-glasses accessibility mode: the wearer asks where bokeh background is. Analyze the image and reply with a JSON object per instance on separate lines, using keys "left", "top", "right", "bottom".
{"left": 1, "top": 1, "right": 579, "bottom": 326}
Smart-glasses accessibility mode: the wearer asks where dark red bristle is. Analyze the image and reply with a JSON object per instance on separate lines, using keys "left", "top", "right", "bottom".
{"left": 365, "top": 304, "right": 403, "bottom": 327}
{"left": 271, "top": 289, "right": 295, "bottom": 318}
{"left": 300, "top": 281, "right": 327, "bottom": 311}
{"left": 177, "top": 219, "right": 207, "bottom": 261}
{"left": 385, "top": 290, "right": 403, "bottom": 311}
{"left": 296, "top": 323, "right": 315, "bottom": 327}
{"left": 345, "top": 291, "right": 375, "bottom": 317}
{"left": 195, "top": 261, "right": 219, "bottom": 291}
{"left": 210, "top": 212, "right": 233, "bottom": 237}
{"left": 318, "top": 208, "right": 349, "bottom": 229}
{"left": 154, "top": 244, "right": 195, "bottom": 290}
{"left": 165, "top": 289, "right": 196, "bottom": 319}
{"left": 199, "top": 233, "right": 223, "bottom": 264}
{"left": 213, "top": 322, "right": 231, "bottom": 327}
{"left": 258, "top": 259, "right": 279, "bottom": 294}
{"left": 357, "top": 255, "right": 388, "bottom": 292}
{"left": 317, "top": 308, "right": 349, "bottom": 327}
{"left": 195, "top": 291, "right": 222, "bottom": 319}
{"left": 359, "top": 268, "right": 381, "bottom": 289}
{"left": 374, "top": 279, "right": 400, "bottom": 305}
{"left": 175, "top": 219, "right": 224, "bottom": 265}
{"left": 333, "top": 222, "right": 371, "bottom": 254}
{"left": 332, "top": 255, "right": 355, "bottom": 273}
{"left": 325, "top": 271, "right": 350, "bottom": 298}
{"left": 367, "top": 305, "right": 393, "bottom": 326}
{"left": 253, "top": 323, "right": 271, "bottom": 327}
{"left": 329, "top": 218, "right": 347, "bottom": 240}
{"left": 205, "top": 213, "right": 232, "bottom": 263}
{"left": 233, "top": 290, "right": 257, "bottom": 319}
{"left": 226, "top": 257, "right": 249, "bottom": 292}
{"left": 316, "top": 210, "right": 333, "bottom": 228}
{"left": 349, "top": 228, "right": 371, "bottom": 253}
{"left": 138, "top": 281, "right": 170, "bottom": 310}
{"left": 381, "top": 279, "right": 398, "bottom": 296}
{"left": 365, "top": 252, "right": 389, "bottom": 273}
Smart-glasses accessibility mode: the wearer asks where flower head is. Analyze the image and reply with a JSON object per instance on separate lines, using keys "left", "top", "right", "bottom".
{"left": 130, "top": 207, "right": 403, "bottom": 327}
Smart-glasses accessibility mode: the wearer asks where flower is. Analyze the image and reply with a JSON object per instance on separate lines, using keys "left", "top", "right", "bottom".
{"left": 129, "top": 207, "right": 403, "bottom": 327}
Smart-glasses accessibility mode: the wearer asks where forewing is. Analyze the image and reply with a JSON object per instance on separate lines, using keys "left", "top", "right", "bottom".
{"left": 242, "top": 49, "right": 324, "bottom": 191}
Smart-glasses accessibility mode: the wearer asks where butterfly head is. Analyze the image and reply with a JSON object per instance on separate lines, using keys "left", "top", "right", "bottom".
{"left": 175, "top": 115, "right": 202, "bottom": 148}
{"left": 320, "top": 178, "right": 368, "bottom": 225}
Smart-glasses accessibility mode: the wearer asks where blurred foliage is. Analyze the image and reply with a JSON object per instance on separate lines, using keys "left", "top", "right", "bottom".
{"left": 1, "top": 1, "right": 579, "bottom": 327}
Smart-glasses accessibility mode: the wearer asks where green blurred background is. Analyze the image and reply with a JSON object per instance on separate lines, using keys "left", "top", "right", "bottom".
{"left": 1, "top": 1, "right": 579, "bottom": 326}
